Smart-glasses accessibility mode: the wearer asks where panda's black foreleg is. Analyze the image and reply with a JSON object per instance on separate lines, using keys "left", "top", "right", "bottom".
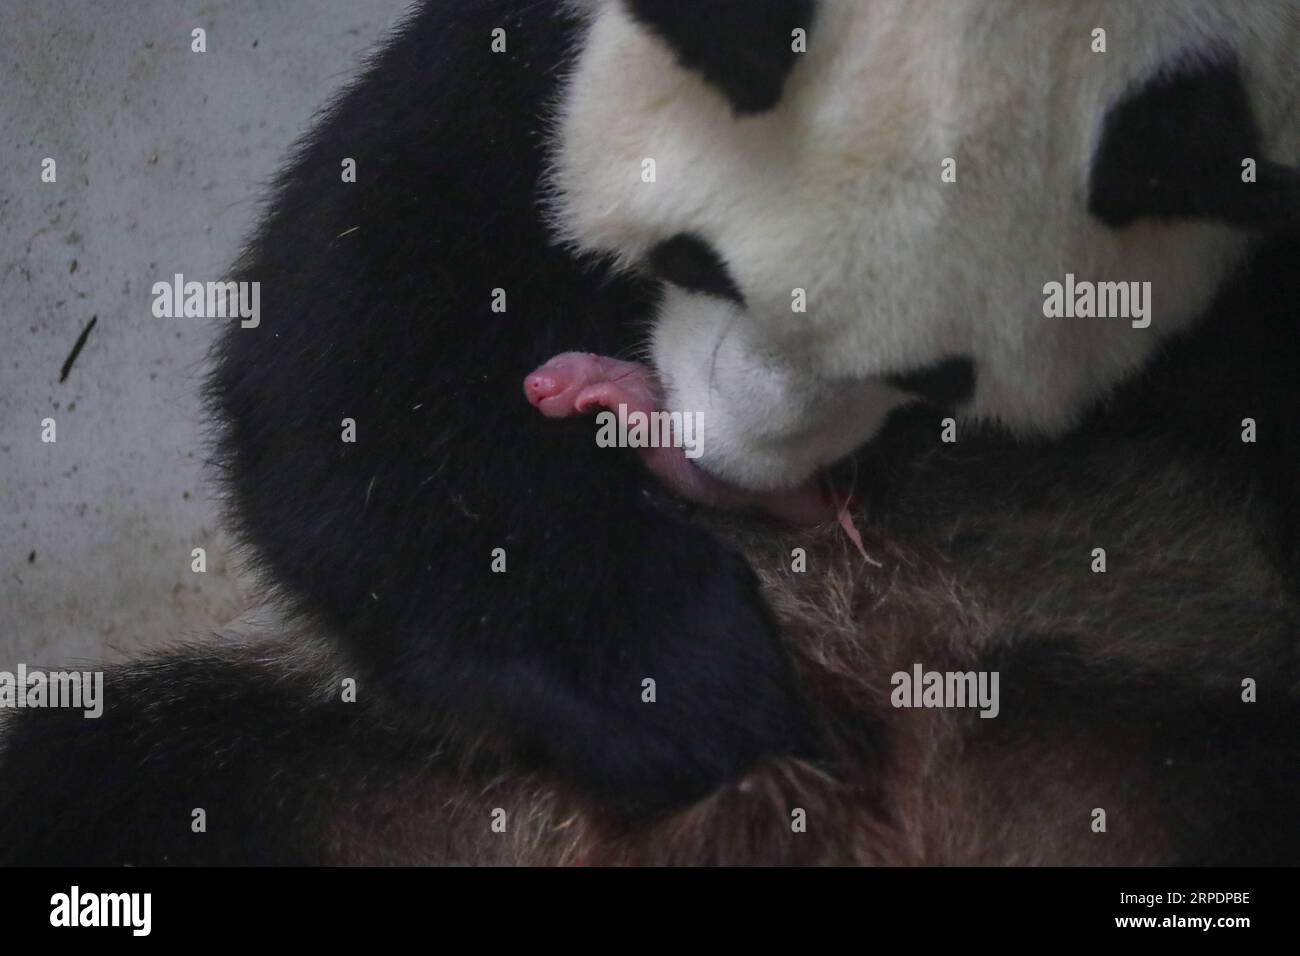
{"left": 207, "top": 0, "right": 819, "bottom": 819}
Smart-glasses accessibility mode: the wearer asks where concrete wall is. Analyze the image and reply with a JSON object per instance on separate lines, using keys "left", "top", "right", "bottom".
{"left": 1, "top": 0, "right": 412, "bottom": 667}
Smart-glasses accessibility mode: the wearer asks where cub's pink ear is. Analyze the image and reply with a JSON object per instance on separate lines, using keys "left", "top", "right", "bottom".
{"left": 1089, "top": 56, "right": 1300, "bottom": 230}
{"left": 623, "top": 0, "right": 817, "bottom": 115}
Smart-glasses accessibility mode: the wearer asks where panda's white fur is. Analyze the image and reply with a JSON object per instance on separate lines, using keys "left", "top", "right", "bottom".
{"left": 549, "top": 0, "right": 1300, "bottom": 490}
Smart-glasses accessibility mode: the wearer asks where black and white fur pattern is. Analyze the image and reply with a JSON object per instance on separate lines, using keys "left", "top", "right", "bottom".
{"left": 553, "top": 0, "right": 1300, "bottom": 488}
{"left": 3, "top": 0, "right": 1300, "bottom": 862}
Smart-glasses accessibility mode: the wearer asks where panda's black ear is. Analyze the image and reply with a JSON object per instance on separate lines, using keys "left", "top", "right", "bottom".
{"left": 1089, "top": 56, "right": 1300, "bottom": 230}
{"left": 623, "top": 0, "right": 817, "bottom": 115}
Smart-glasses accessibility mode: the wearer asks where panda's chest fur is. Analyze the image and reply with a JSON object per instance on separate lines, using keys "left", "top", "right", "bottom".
{"left": 546, "top": 0, "right": 1292, "bottom": 490}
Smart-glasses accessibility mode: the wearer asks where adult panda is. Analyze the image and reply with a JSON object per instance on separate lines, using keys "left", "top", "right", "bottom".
{"left": 2, "top": 0, "right": 1300, "bottom": 864}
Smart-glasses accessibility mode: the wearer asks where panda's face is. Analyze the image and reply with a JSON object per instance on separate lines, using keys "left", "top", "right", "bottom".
{"left": 549, "top": 0, "right": 1300, "bottom": 491}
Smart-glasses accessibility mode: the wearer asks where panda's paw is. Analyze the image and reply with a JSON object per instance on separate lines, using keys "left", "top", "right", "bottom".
{"left": 616, "top": 574, "right": 823, "bottom": 816}
{"left": 504, "top": 533, "right": 822, "bottom": 818}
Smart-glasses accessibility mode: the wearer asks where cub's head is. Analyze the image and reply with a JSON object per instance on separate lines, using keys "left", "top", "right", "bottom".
{"left": 549, "top": 0, "right": 1300, "bottom": 490}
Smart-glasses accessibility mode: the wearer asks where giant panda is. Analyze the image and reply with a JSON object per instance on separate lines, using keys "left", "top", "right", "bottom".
{"left": 2, "top": 0, "right": 1300, "bottom": 865}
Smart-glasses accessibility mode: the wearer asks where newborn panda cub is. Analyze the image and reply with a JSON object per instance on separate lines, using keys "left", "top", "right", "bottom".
{"left": 525, "top": 353, "right": 836, "bottom": 525}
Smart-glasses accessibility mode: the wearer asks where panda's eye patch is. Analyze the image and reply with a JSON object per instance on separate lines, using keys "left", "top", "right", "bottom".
{"left": 886, "top": 356, "right": 977, "bottom": 408}
{"left": 647, "top": 234, "right": 745, "bottom": 304}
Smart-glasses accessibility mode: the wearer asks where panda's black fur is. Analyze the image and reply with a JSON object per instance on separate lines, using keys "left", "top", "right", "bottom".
{"left": 3, "top": 0, "right": 1300, "bottom": 865}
